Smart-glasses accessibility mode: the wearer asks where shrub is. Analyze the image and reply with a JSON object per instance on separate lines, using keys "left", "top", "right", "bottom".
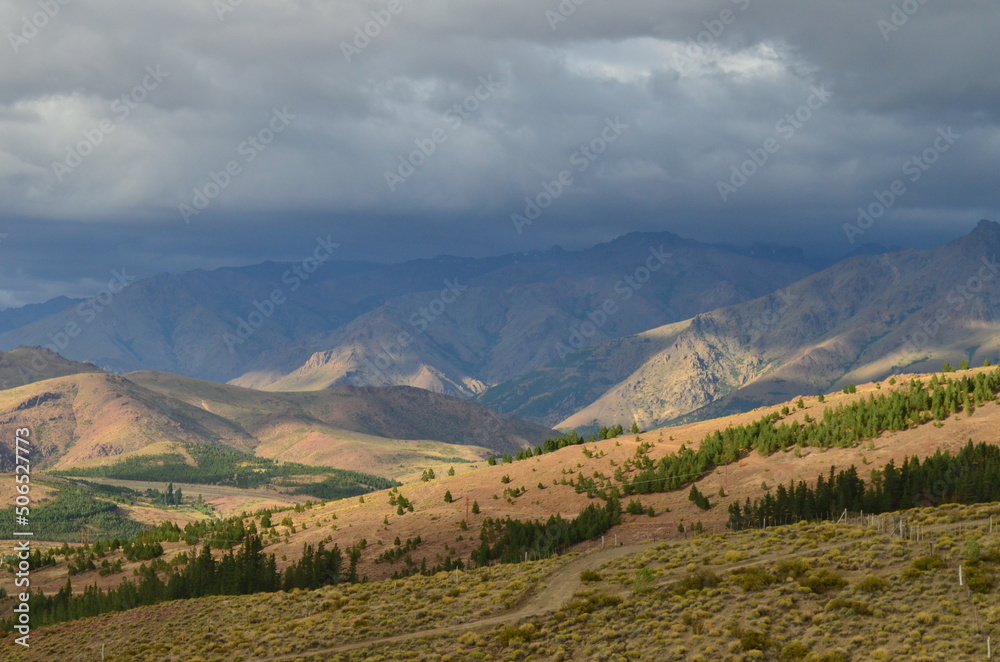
{"left": 904, "top": 555, "right": 946, "bottom": 579}
{"left": 912, "top": 555, "right": 946, "bottom": 571}
{"left": 580, "top": 570, "right": 601, "bottom": 583}
{"left": 730, "top": 566, "right": 775, "bottom": 592}
{"left": 625, "top": 500, "right": 644, "bottom": 515}
{"left": 740, "top": 630, "right": 768, "bottom": 652}
{"left": 825, "top": 598, "right": 874, "bottom": 616}
{"left": 799, "top": 568, "right": 847, "bottom": 594}
{"left": 566, "top": 591, "right": 622, "bottom": 615}
{"left": 633, "top": 567, "right": 654, "bottom": 594}
{"left": 495, "top": 624, "right": 537, "bottom": 646}
{"left": 965, "top": 564, "right": 996, "bottom": 594}
{"left": 855, "top": 575, "right": 890, "bottom": 593}
{"left": 671, "top": 569, "right": 721, "bottom": 595}
{"left": 775, "top": 558, "right": 810, "bottom": 579}
{"left": 779, "top": 641, "right": 810, "bottom": 661}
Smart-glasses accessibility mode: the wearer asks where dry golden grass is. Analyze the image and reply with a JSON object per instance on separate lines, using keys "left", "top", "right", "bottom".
{"left": 5, "top": 503, "right": 997, "bottom": 662}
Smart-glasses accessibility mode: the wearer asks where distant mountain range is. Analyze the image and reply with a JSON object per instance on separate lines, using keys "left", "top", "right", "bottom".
{"left": 2, "top": 222, "right": 996, "bottom": 434}
{"left": 0, "top": 231, "right": 813, "bottom": 396}
{"left": 483, "top": 220, "right": 1000, "bottom": 429}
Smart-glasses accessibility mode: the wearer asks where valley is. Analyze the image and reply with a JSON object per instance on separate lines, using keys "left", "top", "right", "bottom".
{"left": 2, "top": 228, "right": 1000, "bottom": 661}
{"left": 2, "top": 363, "right": 999, "bottom": 661}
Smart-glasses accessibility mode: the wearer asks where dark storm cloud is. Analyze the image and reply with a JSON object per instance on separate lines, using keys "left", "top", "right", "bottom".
{"left": 0, "top": 0, "right": 997, "bottom": 306}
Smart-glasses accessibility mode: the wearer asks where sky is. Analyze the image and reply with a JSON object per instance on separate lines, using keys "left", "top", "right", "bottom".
{"left": 1, "top": 0, "right": 998, "bottom": 308}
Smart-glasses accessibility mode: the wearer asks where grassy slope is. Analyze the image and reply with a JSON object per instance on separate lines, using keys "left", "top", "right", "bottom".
{"left": 246, "top": 369, "right": 1000, "bottom": 583}
{"left": 5, "top": 502, "right": 997, "bottom": 661}
{"left": 13, "top": 369, "right": 991, "bottom": 599}
{"left": 5, "top": 369, "right": 999, "bottom": 658}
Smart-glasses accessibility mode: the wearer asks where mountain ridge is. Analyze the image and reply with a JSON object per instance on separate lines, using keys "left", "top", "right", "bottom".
{"left": 485, "top": 220, "right": 1000, "bottom": 429}
{"left": 0, "top": 230, "right": 815, "bottom": 398}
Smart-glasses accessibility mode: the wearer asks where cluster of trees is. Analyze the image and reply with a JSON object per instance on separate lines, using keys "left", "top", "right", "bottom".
{"left": 3, "top": 538, "right": 346, "bottom": 632}
{"left": 123, "top": 540, "right": 165, "bottom": 562}
{"left": 19, "top": 487, "right": 143, "bottom": 542}
{"left": 374, "top": 536, "right": 422, "bottom": 564}
{"left": 387, "top": 488, "right": 414, "bottom": 516}
{"left": 688, "top": 485, "right": 711, "bottom": 510}
{"left": 57, "top": 443, "right": 396, "bottom": 497}
{"left": 620, "top": 369, "right": 1000, "bottom": 497}
{"left": 728, "top": 441, "right": 1000, "bottom": 529}
{"left": 471, "top": 496, "right": 621, "bottom": 566}
{"left": 389, "top": 555, "right": 465, "bottom": 580}
{"left": 486, "top": 423, "right": 639, "bottom": 466}
{"left": 145, "top": 482, "right": 183, "bottom": 506}
{"left": 292, "top": 471, "right": 398, "bottom": 500}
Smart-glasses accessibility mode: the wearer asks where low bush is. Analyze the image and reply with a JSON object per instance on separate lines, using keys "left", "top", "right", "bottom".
{"left": 671, "top": 568, "right": 721, "bottom": 595}
{"left": 799, "top": 568, "right": 847, "bottom": 594}
{"left": 855, "top": 575, "right": 890, "bottom": 593}
{"left": 729, "top": 566, "right": 776, "bottom": 592}
{"left": 825, "top": 598, "right": 874, "bottom": 616}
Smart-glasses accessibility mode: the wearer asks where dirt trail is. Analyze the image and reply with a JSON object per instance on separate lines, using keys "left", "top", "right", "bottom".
{"left": 257, "top": 516, "right": 996, "bottom": 661}
{"left": 256, "top": 542, "right": 656, "bottom": 661}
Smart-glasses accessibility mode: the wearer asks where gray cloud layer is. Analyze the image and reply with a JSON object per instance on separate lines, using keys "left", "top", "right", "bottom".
{"left": 1, "top": 0, "right": 998, "bottom": 306}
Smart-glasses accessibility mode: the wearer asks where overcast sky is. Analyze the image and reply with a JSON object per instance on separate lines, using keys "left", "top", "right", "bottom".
{"left": 1, "top": 0, "right": 998, "bottom": 307}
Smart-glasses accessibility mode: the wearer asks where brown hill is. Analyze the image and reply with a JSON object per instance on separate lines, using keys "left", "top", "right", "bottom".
{"left": 0, "top": 369, "right": 552, "bottom": 478}
{"left": 226, "top": 368, "right": 1000, "bottom": 583}
{"left": 8, "top": 368, "right": 999, "bottom": 608}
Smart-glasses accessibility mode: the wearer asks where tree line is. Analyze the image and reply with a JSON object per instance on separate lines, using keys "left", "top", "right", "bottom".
{"left": 728, "top": 441, "right": 1000, "bottom": 529}
{"left": 620, "top": 369, "right": 1000, "bottom": 496}
{"left": 487, "top": 423, "right": 640, "bottom": 465}
{"left": 2, "top": 538, "right": 347, "bottom": 632}
{"left": 55, "top": 443, "right": 397, "bottom": 495}
{"left": 471, "top": 496, "right": 621, "bottom": 565}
